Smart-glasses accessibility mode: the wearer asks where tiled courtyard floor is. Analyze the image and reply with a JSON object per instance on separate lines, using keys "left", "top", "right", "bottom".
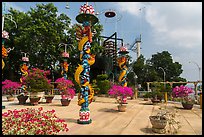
{"left": 2, "top": 95, "right": 202, "bottom": 135}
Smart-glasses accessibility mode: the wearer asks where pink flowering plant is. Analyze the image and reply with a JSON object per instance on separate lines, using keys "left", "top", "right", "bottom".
{"left": 21, "top": 68, "right": 53, "bottom": 93}
{"left": 2, "top": 107, "right": 69, "bottom": 135}
{"left": 2, "top": 79, "right": 22, "bottom": 96}
{"left": 172, "top": 85, "right": 194, "bottom": 104}
{"left": 55, "top": 77, "right": 76, "bottom": 100}
{"left": 108, "top": 84, "right": 133, "bottom": 105}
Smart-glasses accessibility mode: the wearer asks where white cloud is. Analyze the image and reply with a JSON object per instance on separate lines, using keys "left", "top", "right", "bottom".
{"left": 145, "top": 2, "right": 202, "bottom": 49}
{"left": 115, "top": 2, "right": 142, "bottom": 16}
{"left": 113, "top": 2, "right": 202, "bottom": 81}
{"left": 114, "top": 2, "right": 202, "bottom": 49}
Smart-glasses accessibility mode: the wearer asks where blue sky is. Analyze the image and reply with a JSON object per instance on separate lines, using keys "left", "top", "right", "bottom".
{"left": 3, "top": 2, "right": 202, "bottom": 82}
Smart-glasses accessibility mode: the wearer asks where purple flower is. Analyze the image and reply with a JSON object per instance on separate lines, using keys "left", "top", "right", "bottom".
{"left": 172, "top": 85, "right": 194, "bottom": 103}
{"left": 2, "top": 80, "right": 22, "bottom": 95}
{"left": 108, "top": 84, "right": 133, "bottom": 100}
{"left": 55, "top": 78, "right": 75, "bottom": 99}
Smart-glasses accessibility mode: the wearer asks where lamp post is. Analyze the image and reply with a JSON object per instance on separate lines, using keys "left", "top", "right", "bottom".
{"left": 189, "top": 61, "right": 201, "bottom": 81}
{"left": 159, "top": 67, "right": 167, "bottom": 103}
{"left": 133, "top": 72, "right": 138, "bottom": 99}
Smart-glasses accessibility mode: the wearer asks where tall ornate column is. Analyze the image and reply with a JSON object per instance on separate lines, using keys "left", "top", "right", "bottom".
{"left": 74, "top": 2, "right": 98, "bottom": 124}
{"left": 2, "top": 31, "right": 10, "bottom": 70}
{"left": 20, "top": 52, "right": 29, "bottom": 91}
{"left": 117, "top": 46, "right": 129, "bottom": 103}
{"left": 60, "top": 44, "right": 69, "bottom": 79}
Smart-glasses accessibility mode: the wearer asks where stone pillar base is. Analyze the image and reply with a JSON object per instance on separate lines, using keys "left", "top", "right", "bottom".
{"left": 77, "top": 108, "right": 92, "bottom": 124}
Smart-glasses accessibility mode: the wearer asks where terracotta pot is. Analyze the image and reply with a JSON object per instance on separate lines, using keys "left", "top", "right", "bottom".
{"left": 61, "top": 99, "right": 71, "bottom": 106}
{"left": 30, "top": 92, "right": 45, "bottom": 102}
{"left": 182, "top": 102, "right": 194, "bottom": 110}
{"left": 45, "top": 96, "right": 54, "bottom": 103}
{"left": 118, "top": 105, "right": 126, "bottom": 112}
{"left": 17, "top": 95, "right": 28, "bottom": 105}
{"left": 151, "top": 99, "right": 161, "bottom": 104}
{"left": 30, "top": 97, "right": 41, "bottom": 105}
{"left": 7, "top": 96, "right": 15, "bottom": 101}
{"left": 149, "top": 116, "right": 167, "bottom": 129}
{"left": 144, "top": 98, "right": 149, "bottom": 101}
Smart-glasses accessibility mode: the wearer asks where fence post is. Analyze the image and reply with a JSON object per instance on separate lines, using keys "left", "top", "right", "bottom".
{"left": 164, "top": 92, "right": 168, "bottom": 103}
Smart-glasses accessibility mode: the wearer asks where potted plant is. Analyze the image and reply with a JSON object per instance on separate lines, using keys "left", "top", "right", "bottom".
{"left": 44, "top": 93, "right": 55, "bottom": 103}
{"left": 108, "top": 84, "right": 133, "bottom": 112}
{"left": 21, "top": 68, "right": 53, "bottom": 105}
{"left": 92, "top": 79, "right": 100, "bottom": 102}
{"left": 55, "top": 78, "right": 75, "bottom": 106}
{"left": 143, "top": 92, "right": 150, "bottom": 101}
{"left": 172, "top": 85, "right": 194, "bottom": 109}
{"left": 2, "top": 79, "right": 22, "bottom": 101}
{"left": 149, "top": 91, "right": 163, "bottom": 103}
{"left": 149, "top": 107, "right": 181, "bottom": 134}
{"left": 2, "top": 107, "right": 69, "bottom": 135}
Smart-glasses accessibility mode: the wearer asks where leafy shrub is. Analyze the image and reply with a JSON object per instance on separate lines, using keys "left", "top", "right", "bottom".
{"left": 97, "top": 80, "right": 111, "bottom": 94}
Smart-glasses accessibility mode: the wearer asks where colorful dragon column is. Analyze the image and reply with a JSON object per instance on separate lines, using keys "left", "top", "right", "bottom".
{"left": 2, "top": 31, "right": 14, "bottom": 70}
{"left": 117, "top": 46, "right": 129, "bottom": 103}
{"left": 61, "top": 49, "right": 69, "bottom": 79}
{"left": 20, "top": 53, "right": 29, "bottom": 91}
{"left": 74, "top": 2, "right": 98, "bottom": 124}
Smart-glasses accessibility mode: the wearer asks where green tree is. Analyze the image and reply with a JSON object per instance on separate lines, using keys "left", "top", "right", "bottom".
{"left": 3, "top": 3, "right": 72, "bottom": 81}
{"left": 3, "top": 3, "right": 104, "bottom": 83}
{"left": 130, "top": 51, "right": 186, "bottom": 90}
{"left": 148, "top": 51, "right": 184, "bottom": 82}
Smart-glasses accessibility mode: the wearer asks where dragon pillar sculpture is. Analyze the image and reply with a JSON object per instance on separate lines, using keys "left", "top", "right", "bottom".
{"left": 74, "top": 2, "right": 98, "bottom": 124}
{"left": 2, "top": 31, "right": 14, "bottom": 70}
{"left": 117, "top": 46, "right": 129, "bottom": 103}
{"left": 61, "top": 48, "right": 69, "bottom": 79}
{"left": 20, "top": 52, "right": 29, "bottom": 91}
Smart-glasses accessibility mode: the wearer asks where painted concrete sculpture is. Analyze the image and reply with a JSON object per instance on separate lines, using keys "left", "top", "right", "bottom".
{"left": 74, "top": 2, "right": 98, "bottom": 124}
{"left": 117, "top": 46, "right": 129, "bottom": 103}
{"left": 61, "top": 51, "right": 69, "bottom": 79}
{"left": 2, "top": 31, "right": 14, "bottom": 70}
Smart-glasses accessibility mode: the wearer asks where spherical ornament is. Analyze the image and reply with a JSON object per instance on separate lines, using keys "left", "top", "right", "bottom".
{"left": 2, "top": 31, "right": 9, "bottom": 39}
{"left": 62, "top": 52, "right": 69, "bottom": 58}
{"left": 118, "top": 46, "right": 129, "bottom": 54}
{"left": 22, "top": 57, "right": 29, "bottom": 62}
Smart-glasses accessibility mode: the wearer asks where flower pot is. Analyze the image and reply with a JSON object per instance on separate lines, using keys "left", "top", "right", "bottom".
{"left": 182, "top": 102, "right": 194, "bottom": 110}
{"left": 17, "top": 95, "right": 28, "bottom": 105}
{"left": 144, "top": 98, "right": 148, "bottom": 101}
{"left": 30, "top": 97, "right": 41, "bottom": 105}
{"left": 30, "top": 92, "right": 45, "bottom": 102}
{"left": 118, "top": 105, "right": 126, "bottom": 112}
{"left": 149, "top": 116, "right": 167, "bottom": 133}
{"left": 45, "top": 96, "right": 54, "bottom": 103}
{"left": 151, "top": 99, "right": 161, "bottom": 104}
{"left": 6, "top": 96, "right": 15, "bottom": 101}
{"left": 61, "top": 99, "right": 71, "bottom": 106}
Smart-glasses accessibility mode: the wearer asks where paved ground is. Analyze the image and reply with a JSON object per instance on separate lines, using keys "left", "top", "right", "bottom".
{"left": 2, "top": 95, "right": 202, "bottom": 135}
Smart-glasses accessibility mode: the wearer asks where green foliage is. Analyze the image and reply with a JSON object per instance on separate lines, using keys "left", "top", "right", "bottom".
{"left": 92, "top": 79, "right": 100, "bottom": 95}
{"left": 149, "top": 51, "right": 183, "bottom": 81}
{"left": 149, "top": 91, "right": 163, "bottom": 100}
{"left": 96, "top": 74, "right": 108, "bottom": 81}
{"left": 131, "top": 51, "right": 186, "bottom": 90}
{"left": 3, "top": 3, "right": 104, "bottom": 82}
{"left": 97, "top": 80, "right": 111, "bottom": 94}
{"left": 96, "top": 74, "right": 111, "bottom": 94}
{"left": 22, "top": 68, "right": 53, "bottom": 93}
{"left": 143, "top": 92, "right": 150, "bottom": 98}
